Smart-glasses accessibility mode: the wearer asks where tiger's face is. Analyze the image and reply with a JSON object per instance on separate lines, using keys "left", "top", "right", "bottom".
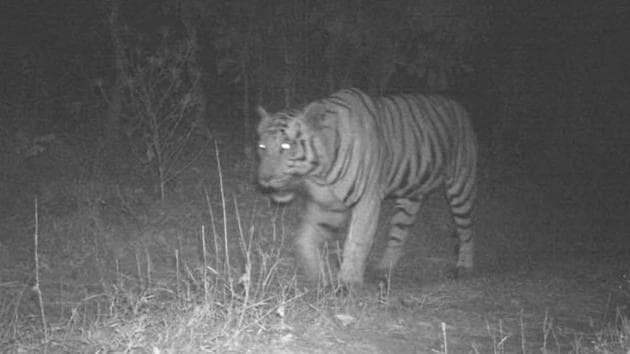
{"left": 256, "top": 106, "right": 318, "bottom": 203}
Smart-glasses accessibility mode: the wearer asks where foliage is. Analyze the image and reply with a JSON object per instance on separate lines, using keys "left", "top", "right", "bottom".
{"left": 214, "top": 0, "right": 490, "bottom": 104}
{"left": 116, "top": 31, "right": 208, "bottom": 200}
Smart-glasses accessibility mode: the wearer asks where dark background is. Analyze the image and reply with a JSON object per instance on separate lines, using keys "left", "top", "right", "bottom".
{"left": 1, "top": 0, "right": 628, "bottom": 279}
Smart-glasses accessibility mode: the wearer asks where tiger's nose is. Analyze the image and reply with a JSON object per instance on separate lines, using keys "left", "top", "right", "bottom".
{"left": 257, "top": 172, "right": 274, "bottom": 188}
{"left": 258, "top": 177, "right": 279, "bottom": 194}
{"left": 258, "top": 177, "right": 271, "bottom": 188}
{"left": 257, "top": 164, "right": 276, "bottom": 185}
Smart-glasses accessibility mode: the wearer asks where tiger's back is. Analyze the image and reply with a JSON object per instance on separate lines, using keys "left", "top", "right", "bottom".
{"left": 330, "top": 90, "right": 477, "bottom": 200}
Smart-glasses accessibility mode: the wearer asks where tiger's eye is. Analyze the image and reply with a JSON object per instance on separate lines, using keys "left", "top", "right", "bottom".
{"left": 258, "top": 144, "right": 266, "bottom": 150}
{"left": 280, "top": 142, "right": 291, "bottom": 150}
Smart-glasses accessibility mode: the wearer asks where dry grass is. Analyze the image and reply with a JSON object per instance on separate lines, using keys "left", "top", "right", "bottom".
{"left": 0, "top": 161, "right": 629, "bottom": 353}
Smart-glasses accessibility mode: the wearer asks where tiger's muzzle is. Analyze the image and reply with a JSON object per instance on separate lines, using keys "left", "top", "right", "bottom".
{"left": 258, "top": 174, "right": 289, "bottom": 189}
{"left": 258, "top": 173, "right": 297, "bottom": 203}
{"left": 258, "top": 181, "right": 296, "bottom": 204}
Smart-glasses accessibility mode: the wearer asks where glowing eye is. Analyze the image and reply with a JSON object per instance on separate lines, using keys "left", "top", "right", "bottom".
{"left": 258, "top": 144, "right": 266, "bottom": 150}
{"left": 280, "top": 142, "right": 291, "bottom": 150}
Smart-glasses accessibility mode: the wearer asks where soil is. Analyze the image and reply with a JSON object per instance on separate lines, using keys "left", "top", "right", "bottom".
{"left": 248, "top": 255, "right": 629, "bottom": 353}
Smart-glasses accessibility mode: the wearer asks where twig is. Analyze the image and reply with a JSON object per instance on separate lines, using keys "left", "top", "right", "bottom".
{"left": 442, "top": 321, "right": 448, "bottom": 354}
{"left": 32, "top": 197, "right": 49, "bottom": 349}
{"left": 235, "top": 199, "right": 251, "bottom": 330}
{"left": 201, "top": 225, "right": 209, "bottom": 303}
{"left": 215, "top": 142, "right": 230, "bottom": 280}
{"left": 520, "top": 308, "right": 526, "bottom": 354}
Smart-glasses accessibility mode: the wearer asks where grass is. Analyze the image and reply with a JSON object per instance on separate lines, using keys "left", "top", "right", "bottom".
{"left": 0, "top": 163, "right": 629, "bottom": 353}
{"left": 2, "top": 179, "right": 302, "bottom": 352}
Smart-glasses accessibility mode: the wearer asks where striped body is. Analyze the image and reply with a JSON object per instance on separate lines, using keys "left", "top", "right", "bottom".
{"left": 257, "top": 88, "right": 477, "bottom": 285}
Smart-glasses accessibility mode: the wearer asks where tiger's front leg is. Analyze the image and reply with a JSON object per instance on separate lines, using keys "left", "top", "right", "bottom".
{"left": 339, "top": 196, "right": 381, "bottom": 284}
{"left": 295, "top": 201, "right": 348, "bottom": 286}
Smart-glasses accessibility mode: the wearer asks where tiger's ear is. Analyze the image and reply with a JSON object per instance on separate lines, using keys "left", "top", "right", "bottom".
{"left": 302, "top": 102, "right": 327, "bottom": 129}
{"left": 256, "top": 106, "right": 275, "bottom": 135}
{"left": 256, "top": 106, "right": 270, "bottom": 120}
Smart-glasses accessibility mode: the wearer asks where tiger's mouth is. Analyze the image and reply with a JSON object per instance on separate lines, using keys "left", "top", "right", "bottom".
{"left": 258, "top": 182, "right": 296, "bottom": 205}
{"left": 258, "top": 175, "right": 299, "bottom": 204}
{"left": 258, "top": 175, "right": 293, "bottom": 190}
{"left": 268, "top": 190, "right": 295, "bottom": 204}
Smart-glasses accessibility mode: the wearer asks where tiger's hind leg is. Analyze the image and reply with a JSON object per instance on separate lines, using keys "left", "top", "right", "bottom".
{"left": 445, "top": 165, "right": 476, "bottom": 279}
{"left": 370, "top": 198, "right": 422, "bottom": 282}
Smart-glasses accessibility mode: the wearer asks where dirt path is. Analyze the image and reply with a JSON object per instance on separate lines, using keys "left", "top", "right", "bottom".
{"left": 2, "top": 175, "right": 628, "bottom": 353}
{"left": 251, "top": 254, "right": 629, "bottom": 353}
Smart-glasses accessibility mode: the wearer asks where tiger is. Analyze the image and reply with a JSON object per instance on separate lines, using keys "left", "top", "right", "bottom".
{"left": 256, "top": 88, "right": 477, "bottom": 286}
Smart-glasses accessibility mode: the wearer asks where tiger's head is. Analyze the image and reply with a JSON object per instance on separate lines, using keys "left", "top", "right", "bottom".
{"left": 256, "top": 102, "right": 331, "bottom": 203}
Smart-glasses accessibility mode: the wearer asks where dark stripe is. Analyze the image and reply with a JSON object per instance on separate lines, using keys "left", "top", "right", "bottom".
{"left": 387, "top": 233, "right": 405, "bottom": 242}
{"left": 380, "top": 97, "right": 398, "bottom": 168}
{"left": 391, "top": 97, "right": 407, "bottom": 169}
{"left": 453, "top": 218, "right": 473, "bottom": 230}
{"left": 316, "top": 221, "right": 341, "bottom": 233}
{"left": 394, "top": 205, "right": 415, "bottom": 217}
{"left": 263, "top": 121, "right": 288, "bottom": 132}
{"left": 458, "top": 232, "right": 473, "bottom": 242}
{"left": 329, "top": 90, "right": 375, "bottom": 206}
{"left": 328, "top": 97, "right": 352, "bottom": 112}
{"left": 452, "top": 208, "right": 472, "bottom": 221}
{"left": 398, "top": 163, "right": 412, "bottom": 190}
{"left": 295, "top": 140, "right": 308, "bottom": 161}
{"left": 392, "top": 219, "right": 414, "bottom": 228}
{"left": 343, "top": 182, "right": 356, "bottom": 205}
{"left": 415, "top": 163, "right": 432, "bottom": 190}
{"left": 424, "top": 96, "right": 453, "bottom": 155}
{"left": 348, "top": 88, "right": 380, "bottom": 119}
{"left": 388, "top": 97, "right": 415, "bottom": 191}
{"left": 401, "top": 96, "right": 442, "bottom": 192}
{"left": 447, "top": 190, "right": 456, "bottom": 205}
{"left": 450, "top": 194, "right": 471, "bottom": 210}
{"left": 448, "top": 178, "right": 473, "bottom": 208}
{"left": 455, "top": 221, "right": 473, "bottom": 230}
{"left": 340, "top": 142, "right": 357, "bottom": 205}
{"left": 307, "top": 138, "right": 319, "bottom": 167}
{"left": 453, "top": 216, "right": 473, "bottom": 228}
{"left": 331, "top": 128, "right": 341, "bottom": 168}
{"left": 427, "top": 96, "right": 455, "bottom": 147}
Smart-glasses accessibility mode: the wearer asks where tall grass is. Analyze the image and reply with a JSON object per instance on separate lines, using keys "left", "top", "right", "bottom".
{"left": 0, "top": 159, "right": 628, "bottom": 352}
{"left": 0, "top": 160, "right": 308, "bottom": 352}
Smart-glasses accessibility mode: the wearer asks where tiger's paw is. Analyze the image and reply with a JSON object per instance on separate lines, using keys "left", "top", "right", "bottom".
{"left": 363, "top": 269, "right": 392, "bottom": 295}
{"left": 298, "top": 279, "right": 370, "bottom": 300}
{"left": 366, "top": 266, "right": 392, "bottom": 282}
{"left": 333, "top": 282, "right": 373, "bottom": 298}
{"left": 446, "top": 266, "right": 473, "bottom": 281}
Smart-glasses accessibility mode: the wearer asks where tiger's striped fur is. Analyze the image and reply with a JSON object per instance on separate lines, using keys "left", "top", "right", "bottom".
{"left": 256, "top": 88, "right": 477, "bottom": 285}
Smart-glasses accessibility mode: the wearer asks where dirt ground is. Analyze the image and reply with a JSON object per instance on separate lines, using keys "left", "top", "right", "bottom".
{"left": 243, "top": 255, "right": 629, "bottom": 353}
{"left": 0, "top": 158, "right": 628, "bottom": 353}
{"left": 237, "top": 178, "right": 630, "bottom": 353}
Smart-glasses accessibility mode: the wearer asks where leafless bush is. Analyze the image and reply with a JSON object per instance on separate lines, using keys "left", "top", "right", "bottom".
{"left": 110, "top": 35, "right": 208, "bottom": 200}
